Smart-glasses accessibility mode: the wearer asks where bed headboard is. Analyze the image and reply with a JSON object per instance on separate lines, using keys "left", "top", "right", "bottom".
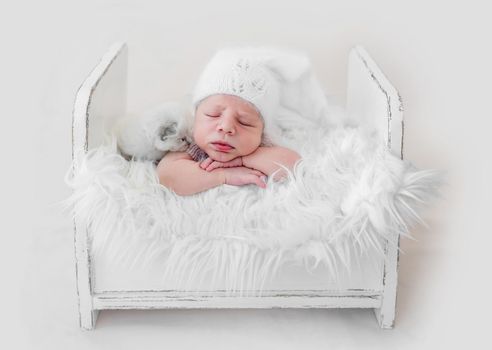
{"left": 71, "top": 42, "right": 128, "bottom": 328}
{"left": 346, "top": 46, "right": 404, "bottom": 160}
{"left": 72, "top": 42, "right": 128, "bottom": 167}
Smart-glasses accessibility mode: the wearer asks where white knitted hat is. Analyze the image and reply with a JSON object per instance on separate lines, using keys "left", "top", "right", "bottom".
{"left": 192, "top": 46, "right": 315, "bottom": 146}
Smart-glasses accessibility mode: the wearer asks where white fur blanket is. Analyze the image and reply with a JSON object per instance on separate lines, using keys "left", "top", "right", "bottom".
{"left": 64, "top": 123, "right": 440, "bottom": 294}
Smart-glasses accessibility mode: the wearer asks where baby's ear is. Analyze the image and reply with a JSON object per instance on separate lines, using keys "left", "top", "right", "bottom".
{"left": 263, "top": 51, "right": 311, "bottom": 82}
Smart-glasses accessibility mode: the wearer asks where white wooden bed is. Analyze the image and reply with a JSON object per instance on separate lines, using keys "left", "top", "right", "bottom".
{"left": 71, "top": 42, "right": 404, "bottom": 330}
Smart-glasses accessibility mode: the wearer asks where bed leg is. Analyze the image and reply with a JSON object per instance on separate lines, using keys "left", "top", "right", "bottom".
{"left": 73, "top": 215, "right": 99, "bottom": 330}
{"left": 79, "top": 308, "right": 99, "bottom": 330}
{"left": 373, "top": 304, "right": 395, "bottom": 329}
{"left": 373, "top": 236, "right": 400, "bottom": 329}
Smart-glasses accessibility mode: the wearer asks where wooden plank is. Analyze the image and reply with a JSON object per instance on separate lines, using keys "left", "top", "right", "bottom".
{"left": 93, "top": 290, "right": 382, "bottom": 310}
{"left": 346, "top": 46, "right": 404, "bottom": 160}
{"left": 374, "top": 236, "right": 401, "bottom": 329}
{"left": 95, "top": 289, "right": 382, "bottom": 297}
{"left": 346, "top": 46, "right": 404, "bottom": 329}
{"left": 72, "top": 41, "right": 128, "bottom": 330}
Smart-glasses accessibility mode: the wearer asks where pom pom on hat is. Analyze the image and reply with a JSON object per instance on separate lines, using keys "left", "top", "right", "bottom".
{"left": 191, "top": 46, "right": 316, "bottom": 146}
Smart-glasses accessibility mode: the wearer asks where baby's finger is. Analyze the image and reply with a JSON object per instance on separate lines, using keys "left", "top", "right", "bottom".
{"left": 251, "top": 175, "right": 267, "bottom": 189}
{"left": 244, "top": 174, "right": 265, "bottom": 188}
{"left": 200, "top": 158, "right": 212, "bottom": 169}
{"left": 206, "top": 162, "right": 220, "bottom": 172}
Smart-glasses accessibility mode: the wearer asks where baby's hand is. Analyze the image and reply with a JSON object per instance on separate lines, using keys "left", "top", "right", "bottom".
{"left": 199, "top": 156, "right": 243, "bottom": 172}
{"left": 220, "top": 167, "right": 267, "bottom": 189}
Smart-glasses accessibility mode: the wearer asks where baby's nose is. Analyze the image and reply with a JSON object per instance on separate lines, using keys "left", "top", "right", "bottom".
{"left": 218, "top": 119, "right": 235, "bottom": 134}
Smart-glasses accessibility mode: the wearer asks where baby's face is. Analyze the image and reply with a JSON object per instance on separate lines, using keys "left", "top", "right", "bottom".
{"left": 193, "top": 94, "right": 264, "bottom": 162}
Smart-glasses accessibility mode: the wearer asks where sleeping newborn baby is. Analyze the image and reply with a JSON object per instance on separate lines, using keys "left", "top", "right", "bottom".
{"left": 157, "top": 47, "right": 307, "bottom": 196}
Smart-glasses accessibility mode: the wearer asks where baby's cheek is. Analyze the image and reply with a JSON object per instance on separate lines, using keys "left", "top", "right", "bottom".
{"left": 193, "top": 136, "right": 205, "bottom": 150}
{"left": 240, "top": 144, "right": 260, "bottom": 158}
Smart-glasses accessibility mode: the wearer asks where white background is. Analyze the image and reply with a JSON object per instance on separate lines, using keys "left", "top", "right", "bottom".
{"left": 1, "top": 0, "right": 491, "bottom": 348}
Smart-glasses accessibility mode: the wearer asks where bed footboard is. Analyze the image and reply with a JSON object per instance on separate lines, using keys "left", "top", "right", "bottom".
{"left": 346, "top": 46, "right": 404, "bottom": 328}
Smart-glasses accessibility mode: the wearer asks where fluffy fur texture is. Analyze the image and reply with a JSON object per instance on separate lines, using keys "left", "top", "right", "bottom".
{"left": 64, "top": 116, "right": 442, "bottom": 296}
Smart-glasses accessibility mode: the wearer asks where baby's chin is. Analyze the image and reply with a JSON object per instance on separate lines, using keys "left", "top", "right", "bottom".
{"left": 207, "top": 148, "right": 240, "bottom": 162}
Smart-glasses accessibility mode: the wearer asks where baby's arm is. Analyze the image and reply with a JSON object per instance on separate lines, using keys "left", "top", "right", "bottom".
{"left": 157, "top": 151, "right": 266, "bottom": 196}
{"left": 242, "top": 146, "right": 301, "bottom": 181}
{"left": 157, "top": 152, "right": 223, "bottom": 196}
{"left": 199, "top": 156, "right": 243, "bottom": 170}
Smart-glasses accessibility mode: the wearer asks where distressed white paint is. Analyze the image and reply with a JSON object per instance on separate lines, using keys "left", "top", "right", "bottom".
{"left": 72, "top": 42, "right": 127, "bottom": 330}
{"left": 346, "top": 46, "right": 404, "bottom": 329}
{"left": 347, "top": 46, "right": 404, "bottom": 159}
{"left": 71, "top": 43, "right": 403, "bottom": 330}
{"left": 93, "top": 290, "right": 382, "bottom": 310}
{"left": 374, "top": 236, "right": 400, "bottom": 329}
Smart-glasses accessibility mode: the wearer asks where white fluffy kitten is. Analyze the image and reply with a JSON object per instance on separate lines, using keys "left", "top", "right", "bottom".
{"left": 115, "top": 96, "right": 193, "bottom": 161}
